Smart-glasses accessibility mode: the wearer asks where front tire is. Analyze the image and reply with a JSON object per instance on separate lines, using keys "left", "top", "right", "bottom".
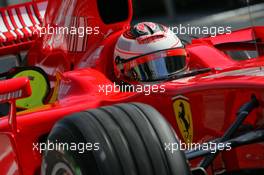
{"left": 41, "top": 103, "right": 190, "bottom": 175}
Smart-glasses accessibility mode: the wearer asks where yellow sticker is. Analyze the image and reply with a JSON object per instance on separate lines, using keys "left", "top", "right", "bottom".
{"left": 49, "top": 72, "right": 61, "bottom": 103}
{"left": 172, "top": 96, "right": 193, "bottom": 144}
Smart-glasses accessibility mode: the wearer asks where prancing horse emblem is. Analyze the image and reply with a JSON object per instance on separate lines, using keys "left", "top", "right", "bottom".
{"left": 172, "top": 96, "right": 193, "bottom": 143}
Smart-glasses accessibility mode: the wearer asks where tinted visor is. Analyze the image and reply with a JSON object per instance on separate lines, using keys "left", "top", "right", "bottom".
{"left": 123, "top": 48, "right": 187, "bottom": 81}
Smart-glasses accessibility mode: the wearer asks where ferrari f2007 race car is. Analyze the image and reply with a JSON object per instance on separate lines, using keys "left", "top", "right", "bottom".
{"left": 0, "top": 0, "right": 263, "bottom": 175}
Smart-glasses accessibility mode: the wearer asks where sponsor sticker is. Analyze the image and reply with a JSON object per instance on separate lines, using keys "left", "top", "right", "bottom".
{"left": 172, "top": 95, "right": 193, "bottom": 144}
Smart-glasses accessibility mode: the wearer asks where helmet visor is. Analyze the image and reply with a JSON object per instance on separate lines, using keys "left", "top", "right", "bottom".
{"left": 123, "top": 48, "right": 187, "bottom": 81}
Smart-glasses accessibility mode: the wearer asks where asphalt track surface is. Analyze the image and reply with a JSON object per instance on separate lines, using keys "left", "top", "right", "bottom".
{"left": 134, "top": 3, "right": 264, "bottom": 37}
{"left": 184, "top": 3, "right": 264, "bottom": 29}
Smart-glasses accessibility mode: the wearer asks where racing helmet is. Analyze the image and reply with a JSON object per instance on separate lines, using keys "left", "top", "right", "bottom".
{"left": 114, "top": 22, "right": 188, "bottom": 82}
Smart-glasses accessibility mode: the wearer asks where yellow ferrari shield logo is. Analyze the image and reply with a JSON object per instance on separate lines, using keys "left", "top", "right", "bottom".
{"left": 172, "top": 96, "right": 193, "bottom": 143}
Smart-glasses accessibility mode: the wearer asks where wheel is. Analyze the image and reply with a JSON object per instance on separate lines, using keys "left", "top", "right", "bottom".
{"left": 41, "top": 103, "right": 191, "bottom": 175}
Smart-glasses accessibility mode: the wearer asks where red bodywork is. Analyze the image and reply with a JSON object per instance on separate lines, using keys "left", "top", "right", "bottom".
{"left": 0, "top": 0, "right": 264, "bottom": 175}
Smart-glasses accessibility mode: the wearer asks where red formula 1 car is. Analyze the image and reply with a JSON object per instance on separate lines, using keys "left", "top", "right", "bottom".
{"left": 0, "top": 0, "right": 263, "bottom": 175}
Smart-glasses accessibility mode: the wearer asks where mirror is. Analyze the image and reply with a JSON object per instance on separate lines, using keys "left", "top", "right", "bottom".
{"left": 0, "top": 77, "right": 31, "bottom": 104}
